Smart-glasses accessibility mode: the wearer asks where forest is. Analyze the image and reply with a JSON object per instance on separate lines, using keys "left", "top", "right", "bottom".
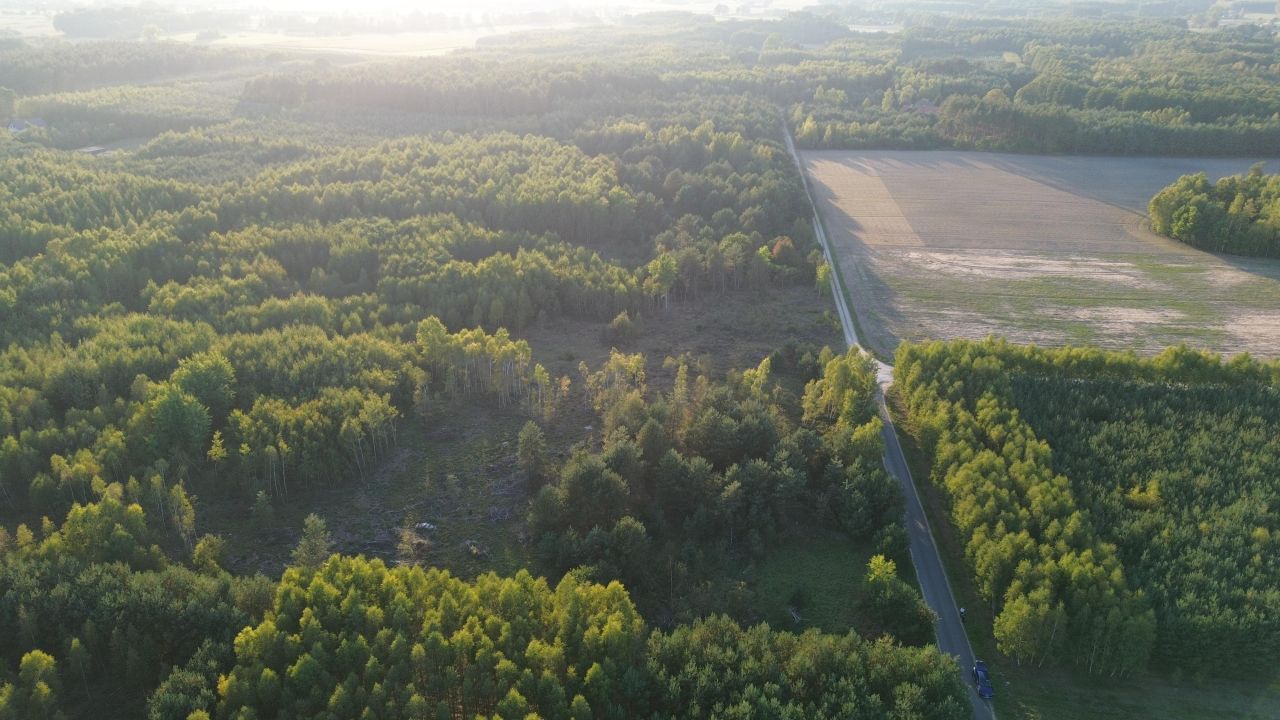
{"left": 523, "top": 349, "right": 932, "bottom": 639}
{"left": 0, "top": 510, "right": 966, "bottom": 719}
{"left": 896, "top": 339, "right": 1280, "bottom": 677}
{"left": 0, "top": 12, "right": 968, "bottom": 719}
{"left": 7, "top": 15, "right": 1278, "bottom": 157}
{"left": 228, "top": 14, "right": 1280, "bottom": 156}
{"left": 0, "top": 348, "right": 967, "bottom": 718}
{"left": 789, "top": 18, "right": 1280, "bottom": 155}
{"left": 1149, "top": 164, "right": 1280, "bottom": 256}
{"left": 0, "top": 124, "right": 815, "bottom": 523}
{"left": 4, "top": 7, "right": 1280, "bottom": 719}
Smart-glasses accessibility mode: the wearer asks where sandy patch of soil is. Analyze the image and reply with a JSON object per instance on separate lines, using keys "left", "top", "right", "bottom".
{"left": 1226, "top": 312, "right": 1280, "bottom": 355}
{"left": 899, "top": 249, "right": 1159, "bottom": 289}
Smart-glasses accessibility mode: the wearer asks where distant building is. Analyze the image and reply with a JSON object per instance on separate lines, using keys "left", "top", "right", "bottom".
{"left": 76, "top": 146, "right": 109, "bottom": 157}
{"left": 6, "top": 118, "right": 47, "bottom": 133}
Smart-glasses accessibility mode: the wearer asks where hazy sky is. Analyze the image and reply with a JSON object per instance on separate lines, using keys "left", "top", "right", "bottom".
{"left": 0, "top": 0, "right": 826, "bottom": 48}
{"left": 14, "top": 0, "right": 821, "bottom": 16}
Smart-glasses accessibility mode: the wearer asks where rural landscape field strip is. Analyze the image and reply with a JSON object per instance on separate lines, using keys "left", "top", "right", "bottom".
{"left": 804, "top": 150, "right": 1280, "bottom": 357}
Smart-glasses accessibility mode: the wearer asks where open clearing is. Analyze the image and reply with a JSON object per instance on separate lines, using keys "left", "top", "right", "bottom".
{"left": 202, "top": 284, "right": 841, "bottom": 577}
{"left": 804, "top": 150, "right": 1280, "bottom": 358}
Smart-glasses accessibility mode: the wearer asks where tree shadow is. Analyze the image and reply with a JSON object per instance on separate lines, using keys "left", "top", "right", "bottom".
{"left": 804, "top": 154, "right": 910, "bottom": 358}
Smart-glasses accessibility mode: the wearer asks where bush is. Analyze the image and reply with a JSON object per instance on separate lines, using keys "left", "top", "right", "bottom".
{"left": 604, "top": 310, "right": 638, "bottom": 346}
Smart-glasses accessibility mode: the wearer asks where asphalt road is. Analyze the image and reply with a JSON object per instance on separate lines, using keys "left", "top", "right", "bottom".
{"left": 879, "top": 398, "right": 995, "bottom": 719}
{"left": 784, "top": 125, "right": 995, "bottom": 720}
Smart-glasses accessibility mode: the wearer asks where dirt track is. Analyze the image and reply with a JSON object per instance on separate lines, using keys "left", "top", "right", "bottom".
{"left": 804, "top": 151, "right": 1280, "bottom": 358}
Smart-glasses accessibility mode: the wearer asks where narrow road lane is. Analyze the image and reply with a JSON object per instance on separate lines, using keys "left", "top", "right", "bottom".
{"left": 879, "top": 398, "right": 993, "bottom": 719}
{"left": 783, "top": 124, "right": 994, "bottom": 720}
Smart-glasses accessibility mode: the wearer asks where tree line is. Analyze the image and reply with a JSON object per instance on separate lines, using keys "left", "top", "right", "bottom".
{"left": 790, "top": 18, "right": 1280, "bottom": 155}
{"left": 0, "top": 40, "right": 267, "bottom": 96}
{"left": 10, "top": 15, "right": 1280, "bottom": 162}
{"left": 897, "top": 340, "right": 1156, "bottom": 677}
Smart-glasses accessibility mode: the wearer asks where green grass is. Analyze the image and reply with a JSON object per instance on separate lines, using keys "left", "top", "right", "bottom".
{"left": 751, "top": 533, "right": 874, "bottom": 634}
{"left": 997, "top": 665, "right": 1280, "bottom": 720}
{"left": 884, "top": 388, "right": 1280, "bottom": 720}
{"left": 883, "top": 264, "right": 1244, "bottom": 353}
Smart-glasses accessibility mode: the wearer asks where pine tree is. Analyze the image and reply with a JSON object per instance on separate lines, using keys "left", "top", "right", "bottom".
{"left": 66, "top": 639, "right": 89, "bottom": 697}
{"left": 291, "top": 514, "right": 332, "bottom": 569}
{"left": 517, "top": 421, "right": 548, "bottom": 483}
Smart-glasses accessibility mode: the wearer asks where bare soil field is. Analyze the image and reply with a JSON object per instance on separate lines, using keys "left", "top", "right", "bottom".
{"left": 804, "top": 150, "right": 1280, "bottom": 358}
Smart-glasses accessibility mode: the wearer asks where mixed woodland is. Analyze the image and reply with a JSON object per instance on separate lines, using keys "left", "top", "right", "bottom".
{"left": 3, "top": 8, "right": 1279, "bottom": 719}
{"left": 0, "top": 12, "right": 960, "bottom": 720}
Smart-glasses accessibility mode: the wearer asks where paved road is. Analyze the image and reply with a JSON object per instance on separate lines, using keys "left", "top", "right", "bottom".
{"left": 879, "top": 401, "right": 994, "bottom": 720}
{"left": 783, "top": 125, "right": 995, "bottom": 720}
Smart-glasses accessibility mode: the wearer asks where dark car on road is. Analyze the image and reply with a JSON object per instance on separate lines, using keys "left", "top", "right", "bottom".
{"left": 972, "top": 660, "right": 995, "bottom": 699}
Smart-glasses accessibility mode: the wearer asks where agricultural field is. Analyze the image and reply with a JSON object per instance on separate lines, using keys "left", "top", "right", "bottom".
{"left": 805, "top": 151, "right": 1280, "bottom": 358}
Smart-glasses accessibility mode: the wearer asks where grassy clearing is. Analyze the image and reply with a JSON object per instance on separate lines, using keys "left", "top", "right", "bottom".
{"left": 751, "top": 533, "right": 874, "bottom": 634}
{"left": 523, "top": 284, "right": 842, "bottom": 388}
{"left": 884, "top": 388, "right": 1280, "bottom": 720}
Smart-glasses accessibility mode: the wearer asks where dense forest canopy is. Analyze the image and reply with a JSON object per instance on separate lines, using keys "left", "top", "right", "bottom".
{"left": 0, "top": 350, "right": 964, "bottom": 718}
{"left": 0, "top": 116, "right": 816, "bottom": 525}
{"left": 0, "top": 13, "right": 963, "bottom": 717}
{"left": 0, "top": 494, "right": 967, "bottom": 719}
{"left": 897, "top": 339, "right": 1280, "bottom": 677}
{"left": 1012, "top": 372, "right": 1280, "bottom": 673}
